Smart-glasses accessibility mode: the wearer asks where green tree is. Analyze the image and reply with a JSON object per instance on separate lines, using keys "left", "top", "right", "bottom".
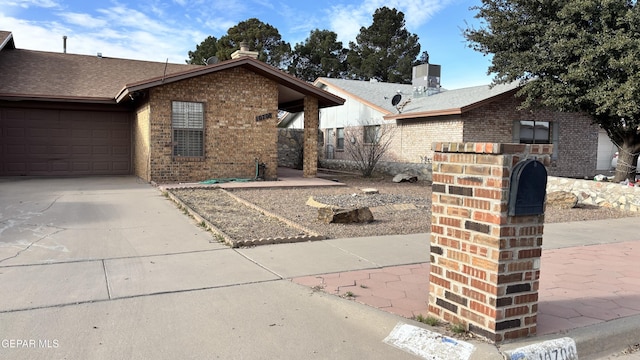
{"left": 186, "top": 36, "right": 218, "bottom": 65}
{"left": 289, "top": 29, "right": 347, "bottom": 82}
{"left": 347, "top": 7, "right": 421, "bottom": 83}
{"left": 465, "top": 0, "right": 640, "bottom": 182}
{"left": 216, "top": 18, "right": 291, "bottom": 69}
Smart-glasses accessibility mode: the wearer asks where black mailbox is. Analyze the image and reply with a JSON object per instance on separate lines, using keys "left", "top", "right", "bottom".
{"left": 508, "top": 159, "right": 547, "bottom": 216}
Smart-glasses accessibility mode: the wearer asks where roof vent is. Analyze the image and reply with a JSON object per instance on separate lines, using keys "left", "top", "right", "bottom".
{"left": 97, "top": 52, "right": 102, "bottom": 58}
{"left": 63, "top": 35, "right": 67, "bottom": 54}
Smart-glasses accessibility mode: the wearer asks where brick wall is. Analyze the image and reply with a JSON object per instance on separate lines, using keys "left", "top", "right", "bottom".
{"left": 463, "top": 95, "right": 598, "bottom": 178}
{"left": 321, "top": 96, "right": 598, "bottom": 179}
{"left": 326, "top": 120, "right": 463, "bottom": 164}
{"left": 392, "top": 117, "right": 464, "bottom": 163}
{"left": 429, "top": 142, "right": 552, "bottom": 343}
{"left": 137, "top": 67, "right": 279, "bottom": 183}
{"left": 132, "top": 102, "right": 151, "bottom": 181}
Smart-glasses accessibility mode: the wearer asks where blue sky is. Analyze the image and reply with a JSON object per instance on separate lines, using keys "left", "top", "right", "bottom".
{"left": 0, "top": 0, "right": 494, "bottom": 89}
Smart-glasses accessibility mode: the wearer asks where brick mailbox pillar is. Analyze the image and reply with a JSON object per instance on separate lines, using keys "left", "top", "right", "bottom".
{"left": 429, "top": 142, "right": 552, "bottom": 343}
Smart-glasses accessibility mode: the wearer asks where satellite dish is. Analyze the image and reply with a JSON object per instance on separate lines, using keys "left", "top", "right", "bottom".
{"left": 205, "top": 56, "right": 219, "bottom": 65}
{"left": 391, "top": 94, "right": 402, "bottom": 106}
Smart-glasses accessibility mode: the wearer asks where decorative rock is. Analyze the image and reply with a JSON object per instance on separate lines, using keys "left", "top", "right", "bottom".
{"left": 546, "top": 191, "right": 578, "bottom": 208}
{"left": 306, "top": 196, "right": 336, "bottom": 209}
{"left": 318, "top": 207, "right": 374, "bottom": 224}
{"left": 546, "top": 176, "right": 640, "bottom": 212}
{"left": 393, "top": 173, "right": 418, "bottom": 183}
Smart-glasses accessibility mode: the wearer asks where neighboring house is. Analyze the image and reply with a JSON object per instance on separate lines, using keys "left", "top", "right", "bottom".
{"left": 309, "top": 63, "right": 610, "bottom": 179}
{"left": 0, "top": 31, "right": 344, "bottom": 182}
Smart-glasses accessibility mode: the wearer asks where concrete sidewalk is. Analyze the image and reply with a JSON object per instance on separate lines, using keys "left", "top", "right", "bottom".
{"left": 278, "top": 220, "right": 640, "bottom": 359}
{"left": 1, "top": 176, "right": 639, "bottom": 359}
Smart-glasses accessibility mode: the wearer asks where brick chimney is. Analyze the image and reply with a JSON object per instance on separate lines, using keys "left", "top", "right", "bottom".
{"left": 231, "top": 41, "right": 259, "bottom": 59}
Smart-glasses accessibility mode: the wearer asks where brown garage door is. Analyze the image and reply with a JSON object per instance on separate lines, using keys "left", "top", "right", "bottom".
{"left": 0, "top": 108, "right": 131, "bottom": 176}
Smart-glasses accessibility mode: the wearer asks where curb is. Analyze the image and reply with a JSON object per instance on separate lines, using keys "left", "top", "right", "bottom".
{"left": 497, "top": 314, "right": 640, "bottom": 360}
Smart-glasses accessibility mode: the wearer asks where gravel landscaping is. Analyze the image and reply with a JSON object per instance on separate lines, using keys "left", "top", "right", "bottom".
{"left": 168, "top": 174, "right": 640, "bottom": 245}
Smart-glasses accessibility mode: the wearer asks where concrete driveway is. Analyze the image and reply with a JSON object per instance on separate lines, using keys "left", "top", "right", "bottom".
{"left": 0, "top": 177, "right": 435, "bottom": 359}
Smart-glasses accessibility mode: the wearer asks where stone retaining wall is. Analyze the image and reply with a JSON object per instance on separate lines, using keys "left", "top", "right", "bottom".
{"left": 277, "top": 128, "right": 304, "bottom": 169}
{"left": 547, "top": 176, "right": 640, "bottom": 212}
{"left": 319, "top": 158, "right": 433, "bottom": 181}
{"left": 278, "top": 128, "right": 324, "bottom": 170}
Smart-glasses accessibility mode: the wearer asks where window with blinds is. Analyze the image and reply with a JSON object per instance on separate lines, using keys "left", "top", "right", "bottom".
{"left": 172, "top": 101, "right": 204, "bottom": 157}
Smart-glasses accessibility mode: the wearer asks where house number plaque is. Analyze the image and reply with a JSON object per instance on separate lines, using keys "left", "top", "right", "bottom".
{"left": 255, "top": 113, "right": 273, "bottom": 122}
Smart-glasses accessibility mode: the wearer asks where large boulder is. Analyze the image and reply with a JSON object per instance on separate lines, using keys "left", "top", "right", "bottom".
{"left": 318, "top": 207, "right": 374, "bottom": 224}
{"left": 546, "top": 191, "right": 578, "bottom": 209}
{"left": 393, "top": 173, "right": 418, "bottom": 183}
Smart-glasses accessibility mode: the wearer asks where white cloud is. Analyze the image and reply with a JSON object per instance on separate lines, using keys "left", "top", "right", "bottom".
{"left": 0, "top": 14, "right": 70, "bottom": 51}
{"left": 0, "top": 0, "right": 59, "bottom": 8}
{"left": 57, "top": 12, "right": 107, "bottom": 29}
{"left": 327, "top": 0, "right": 454, "bottom": 44}
{"left": 251, "top": 0, "right": 274, "bottom": 10}
{"left": 96, "top": 6, "right": 171, "bottom": 34}
{"left": 1, "top": 12, "right": 194, "bottom": 63}
{"left": 200, "top": 17, "right": 237, "bottom": 35}
{"left": 1, "top": 0, "right": 462, "bottom": 68}
{"left": 401, "top": 0, "right": 455, "bottom": 29}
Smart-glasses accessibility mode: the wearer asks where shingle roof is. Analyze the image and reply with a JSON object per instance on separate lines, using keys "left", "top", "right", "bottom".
{"left": 0, "top": 48, "right": 199, "bottom": 102}
{"left": 315, "top": 77, "right": 522, "bottom": 119}
{"left": 0, "top": 31, "right": 344, "bottom": 110}
{"left": 117, "top": 56, "right": 345, "bottom": 111}
{"left": 316, "top": 78, "right": 415, "bottom": 114}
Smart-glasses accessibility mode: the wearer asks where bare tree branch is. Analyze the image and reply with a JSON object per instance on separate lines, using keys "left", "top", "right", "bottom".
{"left": 343, "top": 124, "right": 396, "bottom": 177}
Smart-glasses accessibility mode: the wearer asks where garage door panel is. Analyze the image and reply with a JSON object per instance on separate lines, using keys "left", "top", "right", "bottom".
{"left": 72, "top": 129, "right": 92, "bottom": 138}
{"left": 7, "top": 144, "right": 26, "bottom": 154}
{"left": 5, "top": 127, "right": 24, "bottom": 137}
{"left": 5, "top": 162, "right": 26, "bottom": 172}
{"left": 92, "top": 146, "right": 109, "bottom": 155}
{"left": 72, "top": 162, "right": 91, "bottom": 172}
{"left": 50, "top": 145, "right": 70, "bottom": 154}
{"left": 112, "top": 161, "right": 130, "bottom": 171}
{"left": 112, "top": 146, "right": 129, "bottom": 155}
{"left": 28, "top": 162, "right": 49, "bottom": 172}
{"left": 50, "top": 161, "right": 71, "bottom": 172}
{"left": 1, "top": 108, "right": 131, "bottom": 176}
{"left": 28, "top": 145, "right": 47, "bottom": 154}
{"left": 72, "top": 145, "right": 91, "bottom": 154}
{"left": 91, "top": 162, "right": 110, "bottom": 171}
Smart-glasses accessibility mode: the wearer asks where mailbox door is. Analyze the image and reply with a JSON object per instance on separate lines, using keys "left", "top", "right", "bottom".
{"left": 508, "top": 159, "right": 548, "bottom": 216}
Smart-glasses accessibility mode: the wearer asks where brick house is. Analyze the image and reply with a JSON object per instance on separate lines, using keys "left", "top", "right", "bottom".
{"left": 0, "top": 31, "right": 343, "bottom": 182}
{"left": 300, "top": 64, "right": 613, "bottom": 179}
